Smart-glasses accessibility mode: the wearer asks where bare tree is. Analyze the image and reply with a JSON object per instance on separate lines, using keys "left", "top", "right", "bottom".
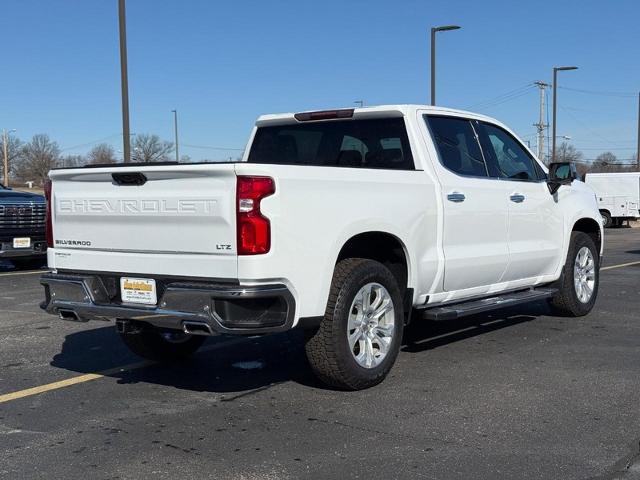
{"left": 17, "top": 134, "right": 61, "bottom": 185}
{"left": 88, "top": 143, "right": 117, "bottom": 165}
{"left": 593, "top": 152, "right": 617, "bottom": 169}
{"left": 60, "top": 154, "right": 86, "bottom": 168}
{"left": 0, "top": 134, "right": 24, "bottom": 182}
{"left": 554, "top": 142, "right": 583, "bottom": 163}
{"left": 131, "top": 134, "right": 174, "bottom": 163}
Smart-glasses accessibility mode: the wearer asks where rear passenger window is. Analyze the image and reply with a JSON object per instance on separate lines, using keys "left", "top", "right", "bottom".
{"left": 476, "top": 122, "right": 539, "bottom": 181}
{"left": 425, "top": 116, "right": 488, "bottom": 177}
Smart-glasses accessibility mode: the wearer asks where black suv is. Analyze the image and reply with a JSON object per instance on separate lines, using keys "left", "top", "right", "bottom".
{"left": 0, "top": 184, "right": 47, "bottom": 268}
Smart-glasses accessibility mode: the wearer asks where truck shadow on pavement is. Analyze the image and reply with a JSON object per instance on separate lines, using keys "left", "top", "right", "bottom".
{"left": 50, "top": 302, "right": 547, "bottom": 394}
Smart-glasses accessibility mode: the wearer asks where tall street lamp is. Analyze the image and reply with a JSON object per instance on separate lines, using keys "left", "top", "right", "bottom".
{"left": 551, "top": 66, "right": 578, "bottom": 162}
{"left": 430, "top": 24, "right": 460, "bottom": 106}
{"left": 171, "top": 109, "right": 179, "bottom": 163}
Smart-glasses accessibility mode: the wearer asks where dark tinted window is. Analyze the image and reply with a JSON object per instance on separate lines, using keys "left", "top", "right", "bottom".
{"left": 425, "top": 116, "right": 488, "bottom": 177}
{"left": 248, "top": 118, "right": 414, "bottom": 170}
{"left": 476, "top": 122, "right": 539, "bottom": 181}
{"left": 533, "top": 160, "right": 547, "bottom": 180}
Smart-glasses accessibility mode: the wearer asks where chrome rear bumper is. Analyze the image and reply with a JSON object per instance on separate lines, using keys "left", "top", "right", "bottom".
{"left": 40, "top": 272, "right": 295, "bottom": 335}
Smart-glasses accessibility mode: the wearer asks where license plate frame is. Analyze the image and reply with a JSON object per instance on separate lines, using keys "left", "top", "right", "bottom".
{"left": 120, "top": 277, "right": 157, "bottom": 305}
{"left": 13, "top": 237, "right": 31, "bottom": 249}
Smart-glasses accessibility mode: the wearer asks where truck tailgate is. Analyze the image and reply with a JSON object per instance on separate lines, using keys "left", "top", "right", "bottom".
{"left": 49, "top": 164, "right": 238, "bottom": 278}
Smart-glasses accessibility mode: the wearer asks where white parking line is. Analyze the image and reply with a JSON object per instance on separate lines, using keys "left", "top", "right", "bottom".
{"left": 601, "top": 260, "right": 640, "bottom": 271}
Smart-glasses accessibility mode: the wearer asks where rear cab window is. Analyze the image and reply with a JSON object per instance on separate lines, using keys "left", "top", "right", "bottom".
{"left": 247, "top": 118, "right": 415, "bottom": 170}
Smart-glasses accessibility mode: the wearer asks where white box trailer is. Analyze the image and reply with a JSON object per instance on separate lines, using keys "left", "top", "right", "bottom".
{"left": 585, "top": 172, "right": 640, "bottom": 227}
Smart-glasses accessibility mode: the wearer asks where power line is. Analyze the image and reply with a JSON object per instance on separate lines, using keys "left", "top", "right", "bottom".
{"left": 60, "top": 134, "right": 122, "bottom": 152}
{"left": 468, "top": 83, "right": 535, "bottom": 110}
{"left": 558, "top": 86, "right": 636, "bottom": 98}
{"left": 559, "top": 106, "right": 621, "bottom": 146}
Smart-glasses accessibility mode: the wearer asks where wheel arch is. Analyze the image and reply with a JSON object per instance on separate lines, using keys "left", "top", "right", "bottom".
{"left": 572, "top": 217, "right": 602, "bottom": 254}
{"left": 336, "top": 231, "right": 411, "bottom": 293}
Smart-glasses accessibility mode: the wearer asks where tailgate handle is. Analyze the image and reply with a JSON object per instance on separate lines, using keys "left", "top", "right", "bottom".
{"left": 112, "top": 172, "right": 147, "bottom": 186}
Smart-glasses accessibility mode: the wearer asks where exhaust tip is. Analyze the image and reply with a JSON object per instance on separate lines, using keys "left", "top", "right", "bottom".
{"left": 182, "top": 321, "right": 214, "bottom": 336}
{"left": 58, "top": 310, "right": 80, "bottom": 321}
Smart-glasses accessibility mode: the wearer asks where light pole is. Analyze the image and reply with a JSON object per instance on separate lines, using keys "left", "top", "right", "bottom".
{"left": 430, "top": 24, "right": 460, "bottom": 106}
{"left": 551, "top": 66, "right": 578, "bottom": 162}
{"left": 2, "top": 129, "right": 16, "bottom": 187}
{"left": 636, "top": 91, "right": 639, "bottom": 169}
{"left": 171, "top": 109, "right": 179, "bottom": 162}
{"left": 118, "top": 0, "right": 131, "bottom": 163}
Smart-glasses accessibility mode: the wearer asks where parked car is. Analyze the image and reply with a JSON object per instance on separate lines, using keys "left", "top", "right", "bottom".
{"left": 40, "top": 105, "right": 603, "bottom": 390}
{"left": 0, "top": 184, "right": 47, "bottom": 268}
{"left": 585, "top": 172, "right": 640, "bottom": 227}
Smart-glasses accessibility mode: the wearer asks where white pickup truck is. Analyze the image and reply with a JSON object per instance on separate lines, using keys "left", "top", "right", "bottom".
{"left": 41, "top": 105, "right": 603, "bottom": 390}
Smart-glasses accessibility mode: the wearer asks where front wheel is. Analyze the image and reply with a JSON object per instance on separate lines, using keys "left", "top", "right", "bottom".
{"left": 119, "top": 325, "right": 206, "bottom": 362}
{"left": 305, "top": 258, "right": 404, "bottom": 390}
{"left": 549, "top": 232, "right": 599, "bottom": 317}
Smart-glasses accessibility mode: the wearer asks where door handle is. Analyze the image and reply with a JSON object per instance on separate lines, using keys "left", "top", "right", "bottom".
{"left": 510, "top": 193, "right": 525, "bottom": 203}
{"left": 447, "top": 192, "right": 466, "bottom": 203}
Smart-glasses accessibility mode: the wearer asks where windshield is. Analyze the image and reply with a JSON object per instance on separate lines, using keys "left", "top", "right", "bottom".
{"left": 247, "top": 118, "right": 415, "bottom": 170}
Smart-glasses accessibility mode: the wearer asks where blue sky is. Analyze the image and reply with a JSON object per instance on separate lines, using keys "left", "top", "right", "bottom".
{"left": 2, "top": 0, "right": 638, "bottom": 162}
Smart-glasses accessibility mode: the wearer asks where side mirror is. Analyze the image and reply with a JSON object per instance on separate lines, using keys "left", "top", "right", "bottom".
{"left": 547, "top": 161, "right": 577, "bottom": 194}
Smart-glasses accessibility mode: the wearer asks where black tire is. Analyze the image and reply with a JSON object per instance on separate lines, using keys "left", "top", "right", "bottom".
{"left": 549, "top": 231, "right": 599, "bottom": 317}
{"left": 600, "top": 211, "right": 612, "bottom": 228}
{"left": 11, "top": 257, "right": 47, "bottom": 270}
{"left": 118, "top": 325, "right": 206, "bottom": 362}
{"left": 305, "top": 258, "right": 404, "bottom": 390}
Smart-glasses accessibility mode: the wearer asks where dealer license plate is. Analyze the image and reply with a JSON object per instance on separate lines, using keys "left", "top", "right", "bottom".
{"left": 13, "top": 237, "right": 31, "bottom": 249}
{"left": 120, "top": 277, "right": 157, "bottom": 305}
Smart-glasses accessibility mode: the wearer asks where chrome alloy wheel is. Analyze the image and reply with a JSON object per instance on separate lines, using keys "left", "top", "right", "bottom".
{"left": 347, "top": 282, "right": 395, "bottom": 369}
{"left": 574, "top": 246, "right": 596, "bottom": 303}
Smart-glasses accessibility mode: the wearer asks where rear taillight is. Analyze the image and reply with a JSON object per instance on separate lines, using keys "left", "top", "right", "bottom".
{"left": 236, "top": 176, "right": 275, "bottom": 255}
{"left": 44, "top": 179, "right": 53, "bottom": 248}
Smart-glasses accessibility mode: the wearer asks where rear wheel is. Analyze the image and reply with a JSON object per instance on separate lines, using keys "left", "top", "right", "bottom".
{"left": 600, "top": 211, "right": 612, "bottom": 228}
{"left": 305, "top": 258, "right": 404, "bottom": 390}
{"left": 549, "top": 232, "right": 599, "bottom": 317}
{"left": 118, "top": 325, "right": 206, "bottom": 362}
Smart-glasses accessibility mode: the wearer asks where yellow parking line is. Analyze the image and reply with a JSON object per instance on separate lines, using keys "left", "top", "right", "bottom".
{"left": 0, "top": 269, "right": 48, "bottom": 277}
{"left": 0, "top": 337, "right": 249, "bottom": 404}
{"left": 601, "top": 260, "right": 640, "bottom": 271}
{"left": 0, "top": 373, "right": 107, "bottom": 404}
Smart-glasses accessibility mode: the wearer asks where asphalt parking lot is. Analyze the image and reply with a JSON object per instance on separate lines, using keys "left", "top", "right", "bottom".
{"left": 1, "top": 228, "right": 639, "bottom": 480}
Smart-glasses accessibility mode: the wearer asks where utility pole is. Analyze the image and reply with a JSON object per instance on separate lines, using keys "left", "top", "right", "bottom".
{"left": 533, "top": 81, "right": 549, "bottom": 164}
{"left": 172, "top": 109, "right": 179, "bottom": 162}
{"left": 2, "top": 130, "right": 9, "bottom": 187}
{"left": 551, "top": 66, "right": 578, "bottom": 162}
{"left": 118, "top": 0, "right": 131, "bottom": 163}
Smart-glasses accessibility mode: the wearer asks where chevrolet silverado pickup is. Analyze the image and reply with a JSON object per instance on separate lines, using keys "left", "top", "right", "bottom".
{"left": 40, "top": 105, "right": 603, "bottom": 390}
{"left": 0, "top": 184, "right": 47, "bottom": 268}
